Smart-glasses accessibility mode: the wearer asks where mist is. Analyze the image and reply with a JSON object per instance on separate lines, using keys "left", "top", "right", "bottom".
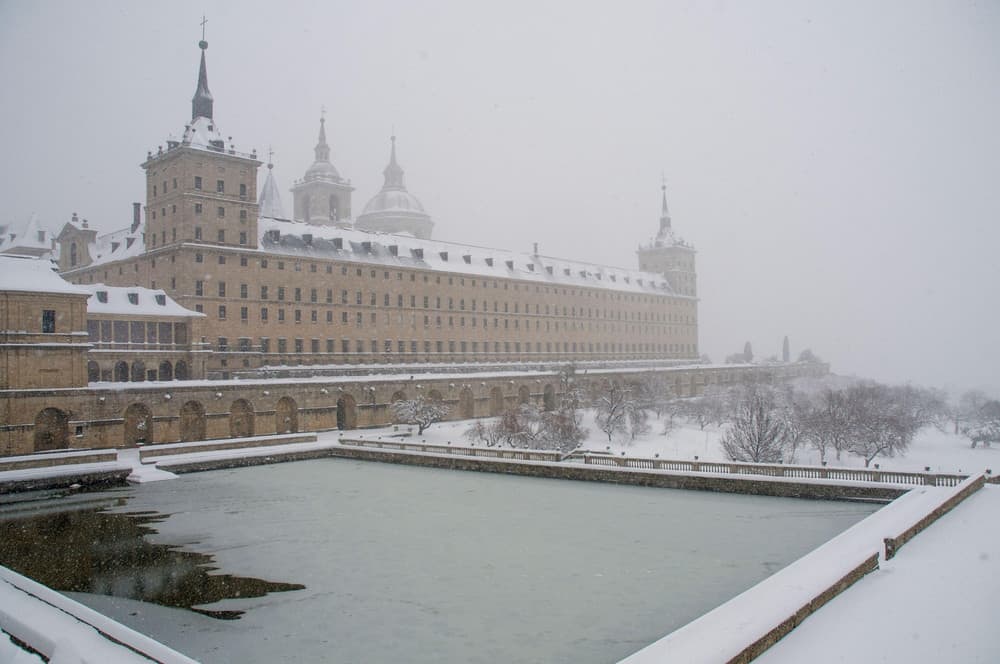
{"left": 2, "top": 0, "right": 997, "bottom": 392}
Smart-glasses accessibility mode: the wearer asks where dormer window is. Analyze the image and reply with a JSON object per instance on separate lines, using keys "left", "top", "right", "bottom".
{"left": 155, "top": 294, "right": 166, "bottom": 306}
{"left": 96, "top": 291, "right": 108, "bottom": 303}
{"left": 127, "top": 293, "right": 138, "bottom": 305}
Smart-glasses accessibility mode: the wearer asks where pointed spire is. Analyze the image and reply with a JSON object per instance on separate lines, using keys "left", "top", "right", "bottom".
{"left": 659, "top": 179, "right": 672, "bottom": 233}
{"left": 258, "top": 150, "right": 286, "bottom": 220}
{"left": 314, "top": 112, "right": 331, "bottom": 163}
{"left": 191, "top": 35, "right": 214, "bottom": 120}
{"left": 381, "top": 135, "right": 406, "bottom": 190}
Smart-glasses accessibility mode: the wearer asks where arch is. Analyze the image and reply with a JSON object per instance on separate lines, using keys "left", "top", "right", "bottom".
{"left": 174, "top": 360, "right": 189, "bottom": 381}
{"left": 459, "top": 387, "right": 475, "bottom": 419}
{"left": 179, "top": 401, "right": 206, "bottom": 442}
{"left": 427, "top": 389, "right": 444, "bottom": 403}
{"left": 543, "top": 384, "right": 556, "bottom": 411}
{"left": 123, "top": 403, "right": 153, "bottom": 447}
{"left": 34, "top": 408, "right": 69, "bottom": 452}
{"left": 390, "top": 390, "right": 407, "bottom": 403}
{"left": 329, "top": 194, "right": 339, "bottom": 220}
{"left": 336, "top": 394, "right": 357, "bottom": 430}
{"left": 230, "top": 399, "right": 255, "bottom": 438}
{"left": 70, "top": 242, "right": 78, "bottom": 267}
{"left": 518, "top": 385, "right": 531, "bottom": 405}
{"left": 158, "top": 361, "right": 173, "bottom": 381}
{"left": 276, "top": 396, "right": 298, "bottom": 434}
{"left": 87, "top": 361, "right": 100, "bottom": 383}
{"left": 130, "top": 360, "right": 146, "bottom": 383}
{"left": 489, "top": 387, "right": 505, "bottom": 416}
{"left": 114, "top": 361, "right": 129, "bottom": 382}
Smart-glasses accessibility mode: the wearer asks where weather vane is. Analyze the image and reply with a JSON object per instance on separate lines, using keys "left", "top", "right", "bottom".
{"left": 201, "top": 15, "right": 208, "bottom": 41}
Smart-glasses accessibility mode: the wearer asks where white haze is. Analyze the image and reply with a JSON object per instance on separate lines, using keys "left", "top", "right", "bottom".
{"left": 1, "top": 1, "right": 997, "bottom": 393}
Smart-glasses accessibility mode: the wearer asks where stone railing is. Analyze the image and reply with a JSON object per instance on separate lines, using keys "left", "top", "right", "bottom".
{"left": 580, "top": 454, "right": 970, "bottom": 487}
{"left": 337, "top": 438, "right": 563, "bottom": 463}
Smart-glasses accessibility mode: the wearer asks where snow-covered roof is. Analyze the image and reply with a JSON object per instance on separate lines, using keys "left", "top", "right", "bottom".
{"left": 82, "top": 283, "right": 204, "bottom": 318}
{"left": 258, "top": 217, "right": 687, "bottom": 298}
{"left": 0, "top": 255, "right": 89, "bottom": 295}
{"left": 86, "top": 224, "right": 145, "bottom": 265}
{"left": 0, "top": 214, "right": 57, "bottom": 256}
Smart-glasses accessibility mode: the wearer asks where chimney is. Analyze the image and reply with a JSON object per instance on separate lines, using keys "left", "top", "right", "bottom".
{"left": 132, "top": 202, "right": 141, "bottom": 232}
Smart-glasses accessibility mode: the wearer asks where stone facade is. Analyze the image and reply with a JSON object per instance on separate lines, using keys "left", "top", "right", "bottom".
{"left": 0, "top": 361, "right": 827, "bottom": 457}
{"left": 51, "top": 39, "right": 700, "bottom": 377}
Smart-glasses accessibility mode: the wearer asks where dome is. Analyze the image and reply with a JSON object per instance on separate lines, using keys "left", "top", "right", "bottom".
{"left": 304, "top": 159, "right": 340, "bottom": 181}
{"left": 361, "top": 189, "right": 426, "bottom": 216}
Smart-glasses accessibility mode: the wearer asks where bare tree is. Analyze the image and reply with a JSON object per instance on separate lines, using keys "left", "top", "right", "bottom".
{"left": 964, "top": 400, "right": 1000, "bottom": 448}
{"left": 949, "top": 389, "right": 990, "bottom": 435}
{"left": 720, "top": 386, "right": 790, "bottom": 463}
{"left": 844, "top": 383, "right": 917, "bottom": 467}
{"left": 391, "top": 395, "right": 450, "bottom": 435}
{"left": 594, "top": 382, "right": 631, "bottom": 442}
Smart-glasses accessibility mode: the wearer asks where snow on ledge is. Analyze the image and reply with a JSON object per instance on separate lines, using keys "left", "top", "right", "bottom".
{"left": 0, "top": 565, "right": 198, "bottom": 664}
{"left": 619, "top": 476, "right": 983, "bottom": 663}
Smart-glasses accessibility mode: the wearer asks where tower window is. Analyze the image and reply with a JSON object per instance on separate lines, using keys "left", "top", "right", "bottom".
{"left": 216, "top": 179, "right": 225, "bottom": 193}
{"left": 217, "top": 207, "right": 225, "bottom": 218}
{"left": 194, "top": 203, "right": 202, "bottom": 215}
{"left": 195, "top": 227, "right": 202, "bottom": 240}
{"left": 239, "top": 183, "right": 247, "bottom": 199}
{"left": 41, "top": 310, "right": 55, "bottom": 333}
{"left": 194, "top": 176, "right": 202, "bottom": 190}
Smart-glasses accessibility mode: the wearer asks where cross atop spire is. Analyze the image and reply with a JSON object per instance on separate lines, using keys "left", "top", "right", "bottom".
{"left": 191, "top": 22, "right": 213, "bottom": 120}
{"left": 657, "top": 178, "right": 672, "bottom": 237}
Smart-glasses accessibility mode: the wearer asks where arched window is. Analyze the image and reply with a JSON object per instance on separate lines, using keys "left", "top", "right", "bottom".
{"left": 70, "top": 242, "right": 78, "bottom": 267}
{"left": 329, "top": 195, "right": 339, "bottom": 220}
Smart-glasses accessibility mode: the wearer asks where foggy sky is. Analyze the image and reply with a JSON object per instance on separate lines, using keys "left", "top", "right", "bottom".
{"left": 1, "top": 1, "right": 997, "bottom": 393}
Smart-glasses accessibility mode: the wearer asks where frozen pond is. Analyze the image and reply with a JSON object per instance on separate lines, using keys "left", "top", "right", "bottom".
{"left": 0, "top": 459, "right": 877, "bottom": 663}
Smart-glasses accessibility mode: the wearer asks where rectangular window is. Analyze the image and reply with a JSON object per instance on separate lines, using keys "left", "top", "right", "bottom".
{"left": 240, "top": 306, "right": 248, "bottom": 321}
{"left": 295, "top": 338, "right": 303, "bottom": 353}
{"left": 218, "top": 282, "right": 226, "bottom": 297}
{"left": 239, "top": 231, "right": 247, "bottom": 245}
{"left": 278, "top": 287, "right": 285, "bottom": 301}
{"left": 278, "top": 309, "right": 285, "bottom": 322}
{"left": 218, "top": 305, "right": 227, "bottom": 319}
{"left": 218, "top": 230, "right": 225, "bottom": 243}
{"left": 217, "top": 206, "right": 225, "bottom": 218}
{"left": 311, "top": 338, "right": 320, "bottom": 353}
{"left": 239, "top": 183, "right": 247, "bottom": 199}
{"left": 295, "top": 288, "right": 302, "bottom": 302}
{"left": 261, "top": 307, "right": 269, "bottom": 321}
{"left": 240, "top": 284, "right": 248, "bottom": 299}
{"left": 261, "top": 337, "right": 270, "bottom": 353}
{"left": 194, "top": 176, "right": 202, "bottom": 190}
{"left": 195, "top": 280, "right": 203, "bottom": 296}
{"left": 41, "top": 309, "right": 55, "bottom": 333}
{"left": 218, "top": 337, "right": 228, "bottom": 351}
{"left": 278, "top": 338, "right": 287, "bottom": 353}
{"left": 216, "top": 179, "right": 225, "bottom": 193}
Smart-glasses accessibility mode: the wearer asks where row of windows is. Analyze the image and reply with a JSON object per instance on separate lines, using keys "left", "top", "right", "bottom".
{"left": 152, "top": 177, "right": 248, "bottom": 199}
{"left": 215, "top": 336, "right": 697, "bottom": 356}
{"left": 191, "top": 281, "right": 694, "bottom": 324}
{"left": 188, "top": 252, "right": 692, "bottom": 307}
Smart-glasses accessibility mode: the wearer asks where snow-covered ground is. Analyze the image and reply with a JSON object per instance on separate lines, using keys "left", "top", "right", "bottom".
{"left": 756, "top": 484, "right": 1000, "bottom": 664}
{"left": 350, "top": 411, "right": 999, "bottom": 477}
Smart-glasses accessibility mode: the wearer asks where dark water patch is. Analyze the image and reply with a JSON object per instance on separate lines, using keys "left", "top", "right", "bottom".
{"left": 0, "top": 499, "right": 304, "bottom": 619}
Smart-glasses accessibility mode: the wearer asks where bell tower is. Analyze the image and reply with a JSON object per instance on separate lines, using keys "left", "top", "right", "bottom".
{"left": 290, "top": 112, "right": 354, "bottom": 226}
{"left": 636, "top": 183, "right": 697, "bottom": 297}
{"left": 141, "top": 34, "right": 261, "bottom": 251}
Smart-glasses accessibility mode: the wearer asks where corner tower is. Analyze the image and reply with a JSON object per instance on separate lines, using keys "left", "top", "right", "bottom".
{"left": 141, "top": 37, "right": 261, "bottom": 251}
{"left": 636, "top": 183, "right": 697, "bottom": 297}
{"left": 290, "top": 114, "right": 354, "bottom": 225}
{"left": 355, "top": 136, "right": 434, "bottom": 239}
